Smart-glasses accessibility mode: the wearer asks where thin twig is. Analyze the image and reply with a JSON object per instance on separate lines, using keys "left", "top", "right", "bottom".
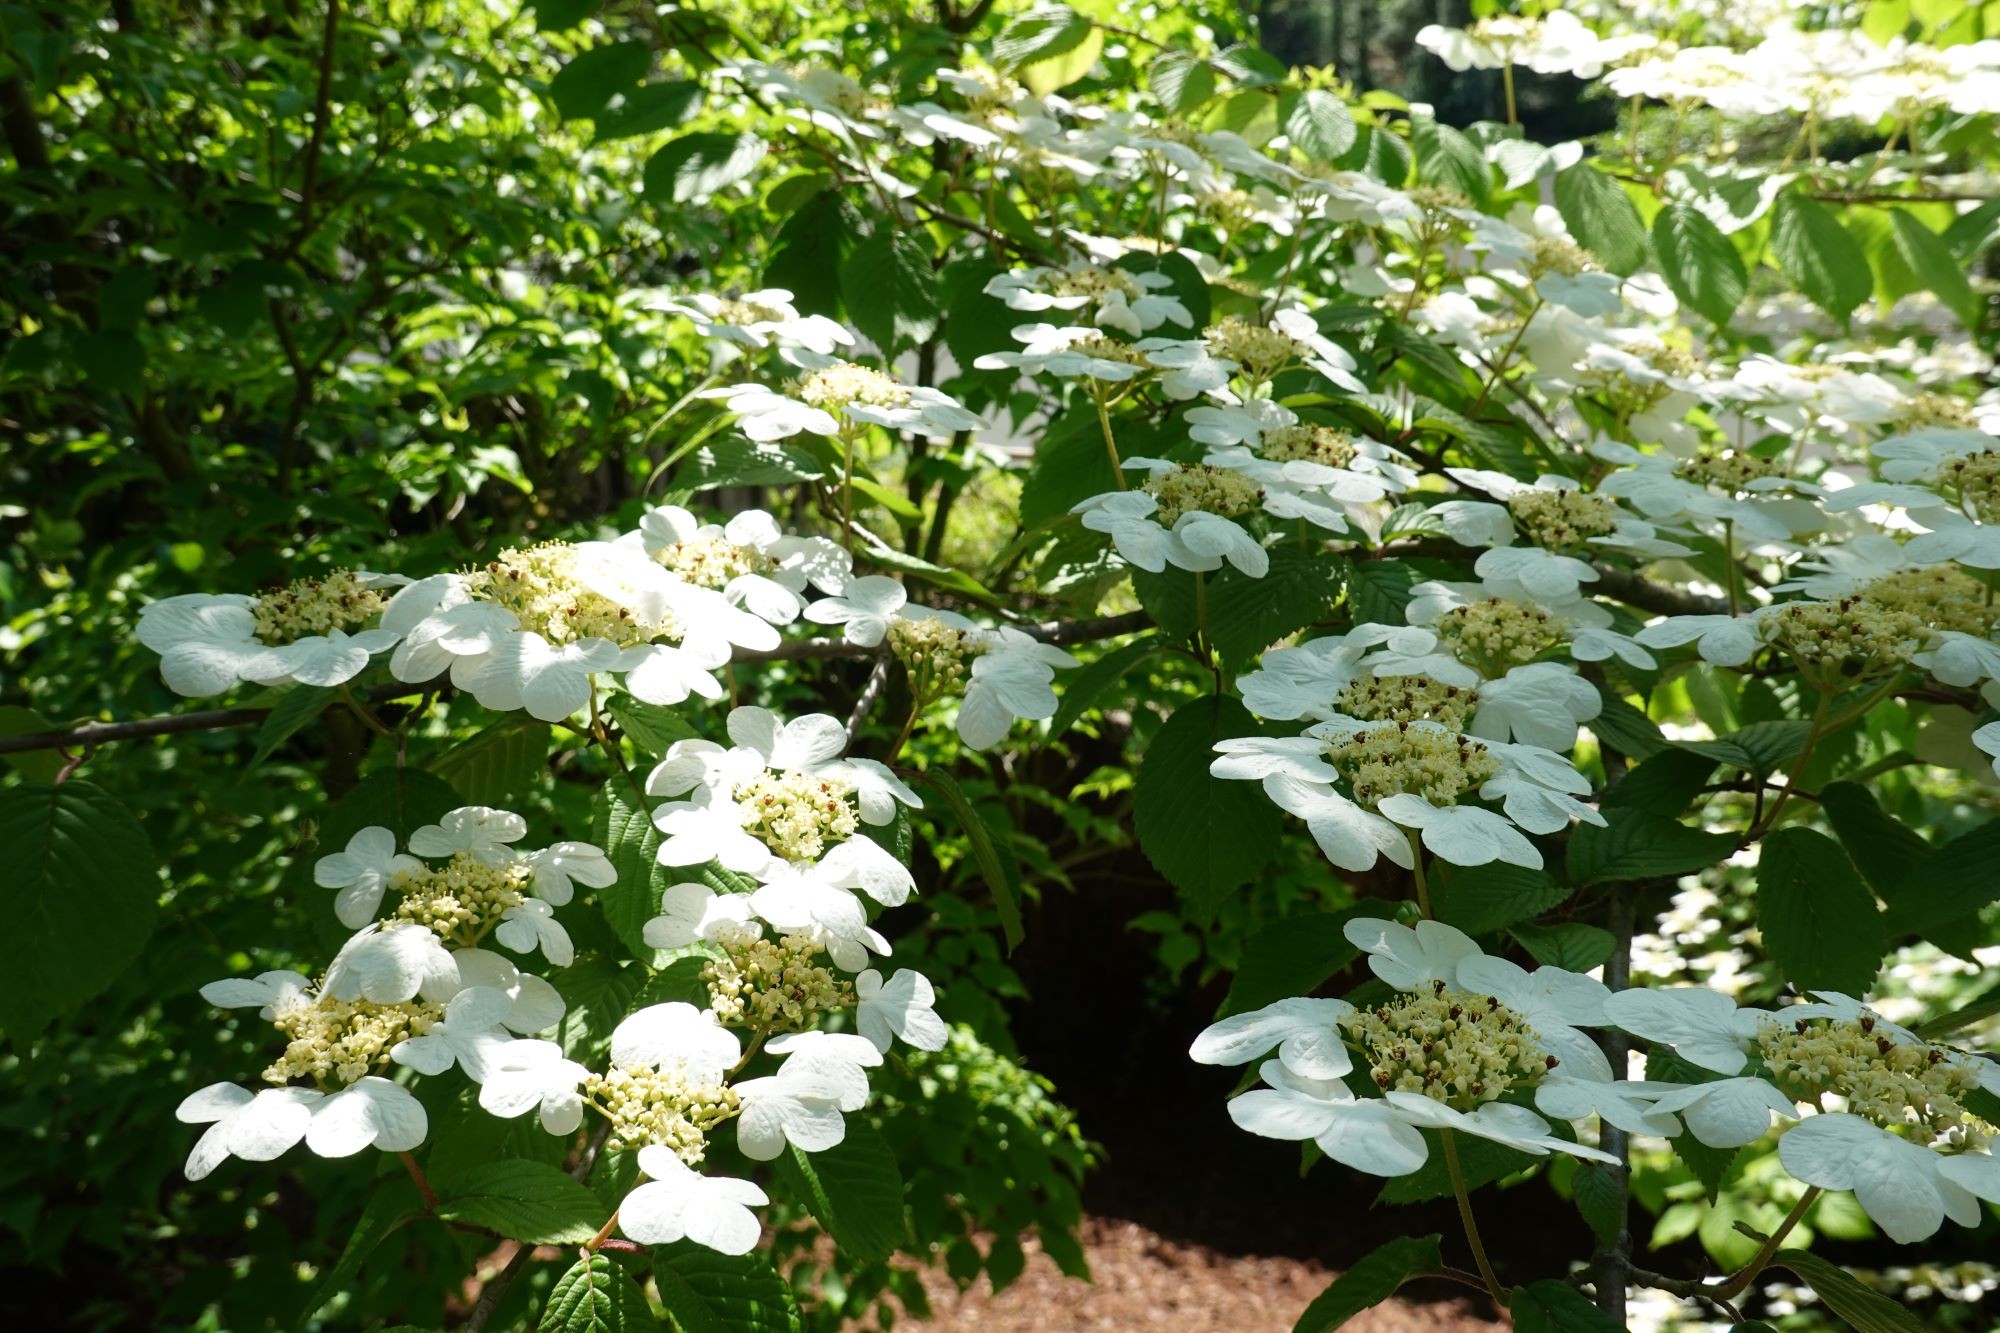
{"left": 844, "top": 652, "right": 895, "bottom": 748}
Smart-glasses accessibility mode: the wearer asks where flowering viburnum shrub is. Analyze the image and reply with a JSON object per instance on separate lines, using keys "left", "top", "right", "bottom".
{"left": 9, "top": 0, "right": 2000, "bottom": 1329}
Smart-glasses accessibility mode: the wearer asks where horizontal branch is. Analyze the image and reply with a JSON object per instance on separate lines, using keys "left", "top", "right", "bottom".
{"left": 0, "top": 613, "right": 1156, "bottom": 756}
{"left": 1591, "top": 564, "right": 1728, "bottom": 617}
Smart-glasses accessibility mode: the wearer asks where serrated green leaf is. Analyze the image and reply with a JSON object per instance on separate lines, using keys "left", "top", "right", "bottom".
{"left": 250, "top": 685, "right": 336, "bottom": 767}
{"left": 1587, "top": 687, "right": 1671, "bottom": 761}
{"left": 1572, "top": 1163, "right": 1624, "bottom": 1247}
{"left": 544, "top": 1254, "right": 660, "bottom": 1332}
{"left": 652, "top": 1243, "right": 801, "bottom": 1333}
{"left": 1770, "top": 194, "right": 1869, "bottom": 322}
{"left": 1768, "top": 1250, "right": 1928, "bottom": 1333}
{"left": 1510, "top": 1279, "right": 1625, "bottom": 1331}
{"left": 429, "top": 718, "right": 548, "bottom": 806}
{"left": 1881, "top": 818, "right": 2000, "bottom": 936}
{"left": 1431, "top": 862, "right": 1570, "bottom": 935}
{"left": 1653, "top": 203, "right": 1748, "bottom": 326}
{"left": 1567, "top": 808, "right": 1734, "bottom": 886}
{"left": 1889, "top": 209, "right": 1981, "bottom": 327}
{"left": 593, "top": 80, "right": 701, "bottom": 143}
{"left": 1818, "top": 781, "right": 1929, "bottom": 900}
{"left": 293, "top": 1178, "right": 423, "bottom": 1328}
{"left": 763, "top": 191, "right": 857, "bottom": 320}
{"left": 644, "top": 132, "right": 765, "bottom": 204}
{"left": 915, "top": 769, "right": 1024, "bottom": 951}
{"left": 777, "top": 1122, "right": 907, "bottom": 1263}
{"left": 1047, "top": 637, "right": 1164, "bottom": 740}
{"left": 548, "top": 40, "right": 651, "bottom": 121}
{"left": 1150, "top": 50, "right": 1216, "bottom": 114}
{"left": 1133, "top": 696, "right": 1280, "bottom": 918}
{"left": 1675, "top": 720, "right": 1809, "bottom": 777}
{"left": 679, "top": 437, "right": 826, "bottom": 489}
{"left": 1756, "top": 827, "right": 1884, "bottom": 995}
{"left": 1510, "top": 922, "right": 1615, "bottom": 972}
{"left": 1645, "top": 1049, "right": 1739, "bottom": 1202}
{"left": 1290, "top": 1234, "right": 1442, "bottom": 1332}
{"left": 1554, "top": 163, "right": 1648, "bottom": 274}
{"left": 839, "top": 230, "right": 938, "bottom": 356}
{"left": 630, "top": 955, "right": 713, "bottom": 1011}
{"left": 1280, "top": 88, "right": 1356, "bottom": 162}
{"left": 0, "top": 782, "right": 159, "bottom": 1041}
{"left": 595, "top": 784, "right": 667, "bottom": 957}
{"left": 436, "top": 1160, "right": 607, "bottom": 1244}
{"left": 607, "top": 696, "right": 701, "bottom": 758}
{"left": 0, "top": 706, "right": 63, "bottom": 782}
{"left": 1221, "top": 906, "right": 1387, "bottom": 1016}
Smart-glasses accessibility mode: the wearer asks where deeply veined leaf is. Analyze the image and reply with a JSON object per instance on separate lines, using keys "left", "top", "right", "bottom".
{"left": 1757, "top": 827, "right": 1885, "bottom": 995}
{"left": 434, "top": 1160, "right": 607, "bottom": 1245}
{"left": 776, "top": 1122, "right": 907, "bottom": 1263}
{"left": 839, "top": 230, "right": 939, "bottom": 355}
{"left": 1652, "top": 203, "right": 1748, "bottom": 325}
{"left": 1291, "top": 1234, "right": 1442, "bottom": 1332}
{"left": 1889, "top": 208, "right": 1983, "bottom": 327}
{"left": 1770, "top": 193, "right": 1870, "bottom": 322}
{"left": 1554, "top": 162, "right": 1648, "bottom": 274}
{"left": 544, "top": 1254, "right": 660, "bottom": 1332}
{"left": 1132, "top": 696, "right": 1280, "bottom": 918}
{"left": 644, "top": 132, "right": 766, "bottom": 204}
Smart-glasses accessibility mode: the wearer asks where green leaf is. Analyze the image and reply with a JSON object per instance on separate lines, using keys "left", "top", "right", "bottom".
{"left": 607, "top": 696, "right": 701, "bottom": 758}
{"left": 1221, "top": 906, "right": 1386, "bottom": 1016}
{"left": 293, "top": 1179, "right": 422, "bottom": 1328}
{"left": 1150, "top": 50, "right": 1216, "bottom": 115}
{"left": 1411, "top": 114, "right": 1488, "bottom": 207}
{"left": 644, "top": 132, "right": 766, "bottom": 204}
{"left": 1207, "top": 547, "right": 1346, "bottom": 665}
{"left": 915, "top": 768, "right": 1024, "bottom": 952}
{"left": 1020, "top": 404, "right": 1130, "bottom": 527}
{"left": 763, "top": 191, "right": 857, "bottom": 320}
{"left": 593, "top": 80, "right": 702, "bottom": 143}
{"left": 1881, "top": 818, "right": 2000, "bottom": 937}
{"left": 1889, "top": 209, "right": 1982, "bottom": 327}
{"left": 1133, "top": 696, "right": 1281, "bottom": 918}
{"left": 1645, "top": 1049, "right": 1739, "bottom": 1202}
{"left": 1279, "top": 89, "right": 1356, "bottom": 162}
{"left": 1652, "top": 203, "right": 1748, "bottom": 326}
{"left": 314, "top": 768, "right": 461, "bottom": 861}
{"left": 1046, "top": 637, "right": 1165, "bottom": 740}
{"left": 1509, "top": 1279, "right": 1625, "bottom": 1331}
{"left": 1768, "top": 1250, "right": 1928, "bottom": 1333}
{"left": 548, "top": 40, "right": 651, "bottom": 121}
{"left": 1113, "top": 251, "right": 1210, "bottom": 331}
{"left": 435, "top": 1160, "right": 607, "bottom": 1244}
{"left": 0, "top": 782, "right": 158, "bottom": 1042}
{"left": 652, "top": 1243, "right": 801, "bottom": 1333}
{"left": 1567, "top": 808, "right": 1735, "bottom": 887}
{"left": 1602, "top": 749, "right": 1715, "bottom": 815}
{"left": 1756, "top": 827, "right": 1885, "bottom": 995}
{"left": 1770, "top": 194, "right": 1870, "bottom": 322}
{"left": 1675, "top": 719, "right": 1810, "bottom": 777}
{"left": 1819, "top": 781, "right": 1929, "bottom": 900}
{"left": 1554, "top": 163, "right": 1648, "bottom": 274}
{"left": 1379, "top": 1131, "right": 1539, "bottom": 1203}
{"left": 1587, "top": 688, "right": 1671, "bottom": 761}
{"left": 840, "top": 230, "right": 939, "bottom": 356}
{"left": 776, "top": 1122, "right": 907, "bottom": 1263}
{"left": 1510, "top": 922, "right": 1616, "bottom": 972}
{"left": 1019, "top": 24, "right": 1102, "bottom": 96}
{"left": 1572, "top": 1163, "right": 1624, "bottom": 1247}
{"left": 249, "top": 685, "right": 335, "bottom": 767}
{"left": 993, "top": 4, "right": 1092, "bottom": 68}
{"left": 679, "top": 437, "right": 826, "bottom": 489}
{"left": 1290, "top": 1234, "right": 1442, "bottom": 1332}
{"left": 545, "top": 1254, "right": 660, "bottom": 1332}
{"left": 1430, "top": 862, "right": 1569, "bottom": 935}
{"left": 0, "top": 707, "right": 63, "bottom": 782}
{"left": 595, "top": 784, "right": 667, "bottom": 957}
{"left": 630, "top": 955, "right": 712, "bottom": 1011}
{"left": 429, "top": 718, "right": 548, "bottom": 806}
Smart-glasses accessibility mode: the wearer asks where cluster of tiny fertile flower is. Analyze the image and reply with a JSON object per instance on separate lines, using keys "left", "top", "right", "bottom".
{"left": 1336, "top": 670, "right": 1479, "bottom": 731}
{"left": 793, "top": 362, "right": 911, "bottom": 414}
{"left": 1431, "top": 598, "right": 1566, "bottom": 676}
{"left": 1893, "top": 392, "right": 1978, "bottom": 431}
{"left": 887, "top": 614, "right": 987, "bottom": 703}
{"left": 1678, "top": 447, "right": 1786, "bottom": 492}
{"left": 1406, "top": 186, "right": 1471, "bottom": 239}
{"left": 1526, "top": 236, "right": 1601, "bottom": 279}
{"left": 1759, "top": 1017, "right": 1985, "bottom": 1142}
{"left": 1326, "top": 721, "right": 1500, "bottom": 809}
{"left": 1051, "top": 266, "right": 1141, "bottom": 301}
{"left": 1767, "top": 596, "right": 1933, "bottom": 683}
{"left": 1203, "top": 318, "right": 1305, "bottom": 382}
{"left": 1861, "top": 566, "right": 1995, "bottom": 639}
{"left": 1141, "top": 463, "right": 1264, "bottom": 525}
{"left": 711, "top": 296, "right": 788, "bottom": 326}
{"left": 1936, "top": 449, "right": 2000, "bottom": 522}
{"left": 1594, "top": 343, "right": 1701, "bottom": 417}
{"left": 1075, "top": 333, "right": 1152, "bottom": 368}
{"left": 265, "top": 993, "right": 443, "bottom": 1089}
{"left": 581, "top": 1064, "right": 741, "bottom": 1159}
{"left": 950, "top": 64, "right": 1020, "bottom": 113}
{"left": 653, "top": 533, "right": 776, "bottom": 590}
{"left": 703, "top": 931, "right": 854, "bottom": 1030}
{"left": 392, "top": 853, "right": 531, "bottom": 946}
{"left": 1349, "top": 981, "right": 1552, "bottom": 1108}
{"left": 733, "top": 770, "right": 860, "bottom": 864}
{"left": 1197, "top": 187, "right": 1260, "bottom": 232}
{"left": 1261, "top": 424, "right": 1356, "bottom": 469}
{"left": 1508, "top": 489, "right": 1621, "bottom": 549}
{"left": 469, "top": 543, "right": 666, "bottom": 648}
{"left": 250, "top": 570, "right": 386, "bottom": 645}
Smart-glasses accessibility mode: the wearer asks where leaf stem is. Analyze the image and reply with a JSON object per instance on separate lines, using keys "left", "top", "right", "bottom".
{"left": 1440, "top": 1128, "right": 1505, "bottom": 1305}
{"left": 1406, "top": 829, "right": 1432, "bottom": 919}
{"left": 1714, "top": 1187, "right": 1819, "bottom": 1299}
{"left": 1092, "top": 385, "right": 1125, "bottom": 486}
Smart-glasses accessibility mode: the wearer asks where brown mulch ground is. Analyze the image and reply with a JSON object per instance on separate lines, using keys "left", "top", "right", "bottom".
{"left": 912, "top": 1217, "right": 1506, "bottom": 1331}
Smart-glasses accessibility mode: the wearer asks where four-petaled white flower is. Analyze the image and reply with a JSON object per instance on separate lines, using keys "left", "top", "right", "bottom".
{"left": 855, "top": 968, "right": 948, "bottom": 1053}
{"left": 478, "top": 1038, "right": 592, "bottom": 1134}
{"left": 620, "top": 1145, "right": 771, "bottom": 1255}
{"left": 1190, "top": 996, "right": 1356, "bottom": 1080}
{"left": 410, "top": 807, "right": 528, "bottom": 866}
{"left": 495, "top": 898, "right": 575, "bottom": 967}
{"left": 315, "top": 827, "right": 424, "bottom": 928}
{"left": 391, "top": 985, "right": 514, "bottom": 1081}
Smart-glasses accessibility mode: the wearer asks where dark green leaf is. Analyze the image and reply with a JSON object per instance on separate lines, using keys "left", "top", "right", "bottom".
{"left": 595, "top": 784, "right": 667, "bottom": 957}
{"left": 644, "top": 132, "right": 766, "bottom": 204}
{"left": 1046, "top": 637, "right": 1165, "bottom": 740}
{"left": 1675, "top": 720, "right": 1809, "bottom": 777}
{"left": 1817, "top": 781, "right": 1929, "bottom": 900}
{"left": 1889, "top": 209, "right": 1982, "bottom": 327}
{"left": 679, "top": 438, "right": 826, "bottom": 489}
{"left": 0, "top": 707, "right": 63, "bottom": 783}
{"left": 428, "top": 718, "right": 547, "bottom": 806}
{"left": 1378, "top": 1131, "right": 1538, "bottom": 1203}
{"left": 0, "top": 782, "right": 158, "bottom": 1041}
{"left": 1290, "top": 1234, "right": 1442, "bottom": 1332}
{"left": 545, "top": 1254, "right": 660, "bottom": 1332}
{"left": 435, "top": 1160, "right": 607, "bottom": 1244}
{"left": 1222, "top": 906, "right": 1387, "bottom": 1016}
{"left": 1567, "top": 808, "right": 1734, "bottom": 887}
{"left": 1572, "top": 1163, "right": 1624, "bottom": 1247}
{"left": 1653, "top": 203, "right": 1747, "bottom": 326}
{"left": 994, "top": 5, "right": 1092, "bottom": 68}
{"left": 1587, "top": 688, "right": 1671, "bottom": 762}
{"left": 1770, "top": 194, "right": 1870, "bottom": 322}
{"left": 652, "top": 1243, "right": 801, "bottom": 1332}
{"left": 1431, "top": 862, "right": 1570, "bottom": 935}
{"left": 1756, "top": 827, "right": 1885, "bottom": 994}
{"left": 548, "top": 41, "right": 651, "bottom": 121}
{"left": 593, "top": 80, "right": 702, "bottom": 143}
{"left": 776, "top": 1122, "right": 907, "bottom": 1263}
{"left": 250, "top": 685, "right": 335, "bottom": 767}
{"left": 607, "top": 696, "right": 702, "bottom": 758}
{"left": 1510, "top": 922, "right": 1615, "bottom": 972}
{"left": 839, "top": 230, "right": 939, "bottom": 356}
{"left": 1510, "top": 1279, "right": 1625, "bottom": 1331}
{"left": 1554, "top": 163, "right": 1647, "bottom": 274}
{"left": 1768, "top": 1250, "right": 1928, "bottom": 1333}
{"left": 1133, "top": 696, "right": 1280, "bottom": 918}
{"left": 1881, "top": 818, "right": 2000, "bottom": 937}
{"left": 764, "top": 191, "right": 858, "bottom": 319}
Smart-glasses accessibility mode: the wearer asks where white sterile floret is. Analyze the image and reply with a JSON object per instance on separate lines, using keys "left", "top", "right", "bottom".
{"left": 323, "top": 924, "right": 461, "bottom": 1005}
{"left": 520, "top": 842, "right": 615, "bottom": 907}
{"left": 1454, "top": 952, "right": 1613, "bottom": 1082}
{"left": 1640, "top": 1077, "right": 1801, "bottom": 1147}
{"left": 745, "top": 856, "right": 898, "bottom": 970}
{"left": 974, "top": 323, "right": 1155, "bottom": 382}
{"left": 1469, "top": 662, "right": 1602, "bottom": 751}
{"left": 454, "top": 947, "right": 567, "bottom": 1033}
{"left": 480, "top": 1039, "right": 593, "bottom": 1134}
{"left": 1386, "top": 1093, "right": 1618, "bottom": 1163}
{"left": 1344, "top": 917, "right": 1480, "bottom": 991}
{"left": 390, "top": 985, "right": 513, "bottom": 1081}
{"left": 984, "top": 262, "right": 1191, "bottom": 335}
{"left": 494, "top": 898, "right": 573, "bottom": 967}
{"left": 1974, "top": 721, "right": 2000, "bottom": 779}
{"left": 1189, "top": 996, "right": 1356, "bottom": 1080}
{"left": 629, "top": 504, "right": 825, "bottom": 626}
{"left": 1777, "top": 1113, "right": 1993, "bottom": 1244}
{"left": 649, "top": 288, "right": 851, "bottom": 356}
{"left": 315, "top": 827, "right": 425, "bottom": 928}
{"left": 200, "top": 969, "right": 312, "bottom": 1018}
{"left": 1073, "top": 462, "right": 1270, "bottom": 577}
{"left": 644, "top": 881, "right": 760, "bottom": 950}
{"left": 178, "top": 1083, "right": 320, "bottom": 1180}
{"left": 1533, "top": 1078, "right": 1683, "bottom": 1138}
{"left": 620, "top": 1145, "right": 770, "bottom": 1255}
{"left": 956, "top": 626, "right": 1078, "bottom": 750}
{"left": 855, "top": 968, "right": 948, "bottom": 1053}
{"left": 410, "top": 806, "right": 528, "bottom": 866}
{"left": 803, "top": 574, "right": 909, "bottom": 646}
{"left": 613, "top": 1002, "right": 741, "bottom": 1079}
{"left": 733, "top": 1032, "right": 881, "bottom": 1160}
{"left": 1227, "top": 1060, "right": 1431, "bottom": 1177}
{"left": 136, "top": 570, "right": 406, "bottom": 697}
{"left": 1600, "top": 987, "right": 1771, "bottom": 1074}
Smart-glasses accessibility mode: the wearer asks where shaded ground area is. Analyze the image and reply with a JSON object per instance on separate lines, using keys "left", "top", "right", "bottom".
{"left": 916, "top": 1217, "right": 1504, "bottom": 1331}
